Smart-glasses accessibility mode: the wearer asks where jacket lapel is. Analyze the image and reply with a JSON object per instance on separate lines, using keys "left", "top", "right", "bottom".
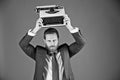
{"left": 59, "top": 44, "right": 74, "bottom": 80}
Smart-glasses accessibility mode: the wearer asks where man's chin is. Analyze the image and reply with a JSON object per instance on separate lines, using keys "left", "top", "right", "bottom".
{"left": 49, "top": 48, "right": 57, "bottom": 52}
{"left": 46, "top": 46, "right": 58, "bottom": 52}
{"left": 50, "top": 49, "right": 55, "bottom": 52}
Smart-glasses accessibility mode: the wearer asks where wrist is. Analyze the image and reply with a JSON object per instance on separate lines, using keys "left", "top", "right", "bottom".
{"left": 66, "top": 25, "right": 74, "bottom": 30}
{"left": 32, "top": 27, "right": 41, "bottom": 33}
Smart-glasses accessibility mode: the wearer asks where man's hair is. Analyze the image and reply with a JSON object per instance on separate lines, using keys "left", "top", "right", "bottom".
{"left": 44, "top": 28, "right": 59, "bottom": 39}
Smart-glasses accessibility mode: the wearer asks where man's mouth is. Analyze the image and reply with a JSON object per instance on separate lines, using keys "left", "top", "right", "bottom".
{"left": 50, "top": 46, "right": 55, "bottom": 48}
{"left": 50, "top": 47, "right": 55, "bottom": 49}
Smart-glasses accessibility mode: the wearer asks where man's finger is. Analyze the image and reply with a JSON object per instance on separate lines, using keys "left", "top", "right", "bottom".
{"left": 65, "top": 14, "right": 70, "bottom": 19}
{"left": 39, "top": 18, "right": 43, "bottom": 22}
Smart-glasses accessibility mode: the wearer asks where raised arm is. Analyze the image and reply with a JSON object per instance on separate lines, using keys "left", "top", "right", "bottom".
{"left": 68, "top": 28, "right": 85, "bottom": 58}
{"left": 19, "top": 18, "right": 43, "bottom": 60}
{"left": 64, "top": 14, "right": 86, "bottom": 58}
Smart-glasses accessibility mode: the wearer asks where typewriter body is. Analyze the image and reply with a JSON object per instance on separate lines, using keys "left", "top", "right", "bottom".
{"left": 36, "top": 5, "right": 66, "bottom": 27}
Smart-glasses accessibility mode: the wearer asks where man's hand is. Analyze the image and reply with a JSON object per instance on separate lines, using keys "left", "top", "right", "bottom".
{"left": 31, "top": 18, "right": 43, "bottom": 34}
{"left": 64, "top": 14, "right": 75, "bottom": 31}
{"left": 35, "top": 18, "right": 43, "bottom": 29}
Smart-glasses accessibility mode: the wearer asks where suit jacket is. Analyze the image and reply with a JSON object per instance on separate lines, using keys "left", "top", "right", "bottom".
{"left": 19, "top": 29, "right": 85, "bottom": 80}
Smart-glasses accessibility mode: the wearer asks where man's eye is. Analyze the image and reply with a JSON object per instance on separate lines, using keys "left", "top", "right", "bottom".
{"left": 48, "top": 40, "right": 51, "bottom": 42}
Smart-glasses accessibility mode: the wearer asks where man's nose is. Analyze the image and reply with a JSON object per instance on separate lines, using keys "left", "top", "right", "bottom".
{"left": 51, "top": 41, "right": 55, "bottom": 45}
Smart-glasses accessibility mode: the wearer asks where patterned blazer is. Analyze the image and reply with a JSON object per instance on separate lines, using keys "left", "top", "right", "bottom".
{"left": 19, "top": 29, "right": 85, "bottom": 80}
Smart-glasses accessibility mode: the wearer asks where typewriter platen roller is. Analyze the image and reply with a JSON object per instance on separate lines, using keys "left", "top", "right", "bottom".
{"left": 36, "top": 5, "right": 66, "bottom": 27}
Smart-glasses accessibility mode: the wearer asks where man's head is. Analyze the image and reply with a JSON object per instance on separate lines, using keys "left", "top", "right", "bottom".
{"left": 43, "top": 28, "right": 59, "bottom": 52}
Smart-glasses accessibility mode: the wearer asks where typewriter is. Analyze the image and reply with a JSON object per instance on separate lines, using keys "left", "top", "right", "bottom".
{"left": 36, "top": 5, "right": 66, "bottom": 27}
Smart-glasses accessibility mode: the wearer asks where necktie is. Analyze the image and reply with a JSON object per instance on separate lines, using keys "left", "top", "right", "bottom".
{"left": 52, "top": 53, "right": 59, "bottom": 80}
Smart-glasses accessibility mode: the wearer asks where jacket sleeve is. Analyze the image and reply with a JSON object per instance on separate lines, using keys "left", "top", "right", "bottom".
{"left": 68, "top": 29, "right": 86, "bottom": 58}
{"left": 19, "top": 33, "right": 36, "bottom": 60}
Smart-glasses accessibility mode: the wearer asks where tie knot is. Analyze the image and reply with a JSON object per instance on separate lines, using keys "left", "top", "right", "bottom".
{"left": 50, "top": 51, "right": 58, "bottom": 56}
{"left": 52, "top": 52, "right": 56, "bottom": 57}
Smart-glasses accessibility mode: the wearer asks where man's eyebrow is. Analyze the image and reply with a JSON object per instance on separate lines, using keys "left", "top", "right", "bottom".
{"left": 47, "top": 38, "right": 57, "bottom": 40}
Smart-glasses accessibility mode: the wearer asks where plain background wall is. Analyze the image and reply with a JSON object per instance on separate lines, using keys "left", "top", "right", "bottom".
{"left": 0, "top": 0, "right": 120, "bottom": 80}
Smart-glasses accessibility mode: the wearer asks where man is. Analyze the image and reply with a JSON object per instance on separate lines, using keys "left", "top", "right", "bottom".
{"left": 19, "top": 14, "right": 85, "bottom": 80}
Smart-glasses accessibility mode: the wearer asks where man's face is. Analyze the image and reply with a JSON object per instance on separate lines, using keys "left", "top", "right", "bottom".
{"left": 44, "top": 33, "right": 59, "bottom": 52}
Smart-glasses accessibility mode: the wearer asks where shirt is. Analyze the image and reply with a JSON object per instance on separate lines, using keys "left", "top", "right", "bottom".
{"left": 43, "top": 52, "right": 64, "bottom": 80}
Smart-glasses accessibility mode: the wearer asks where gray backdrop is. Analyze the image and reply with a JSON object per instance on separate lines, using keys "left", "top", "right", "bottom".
{"left": 0, "top": 0, "right": 120, "bottom": 80}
